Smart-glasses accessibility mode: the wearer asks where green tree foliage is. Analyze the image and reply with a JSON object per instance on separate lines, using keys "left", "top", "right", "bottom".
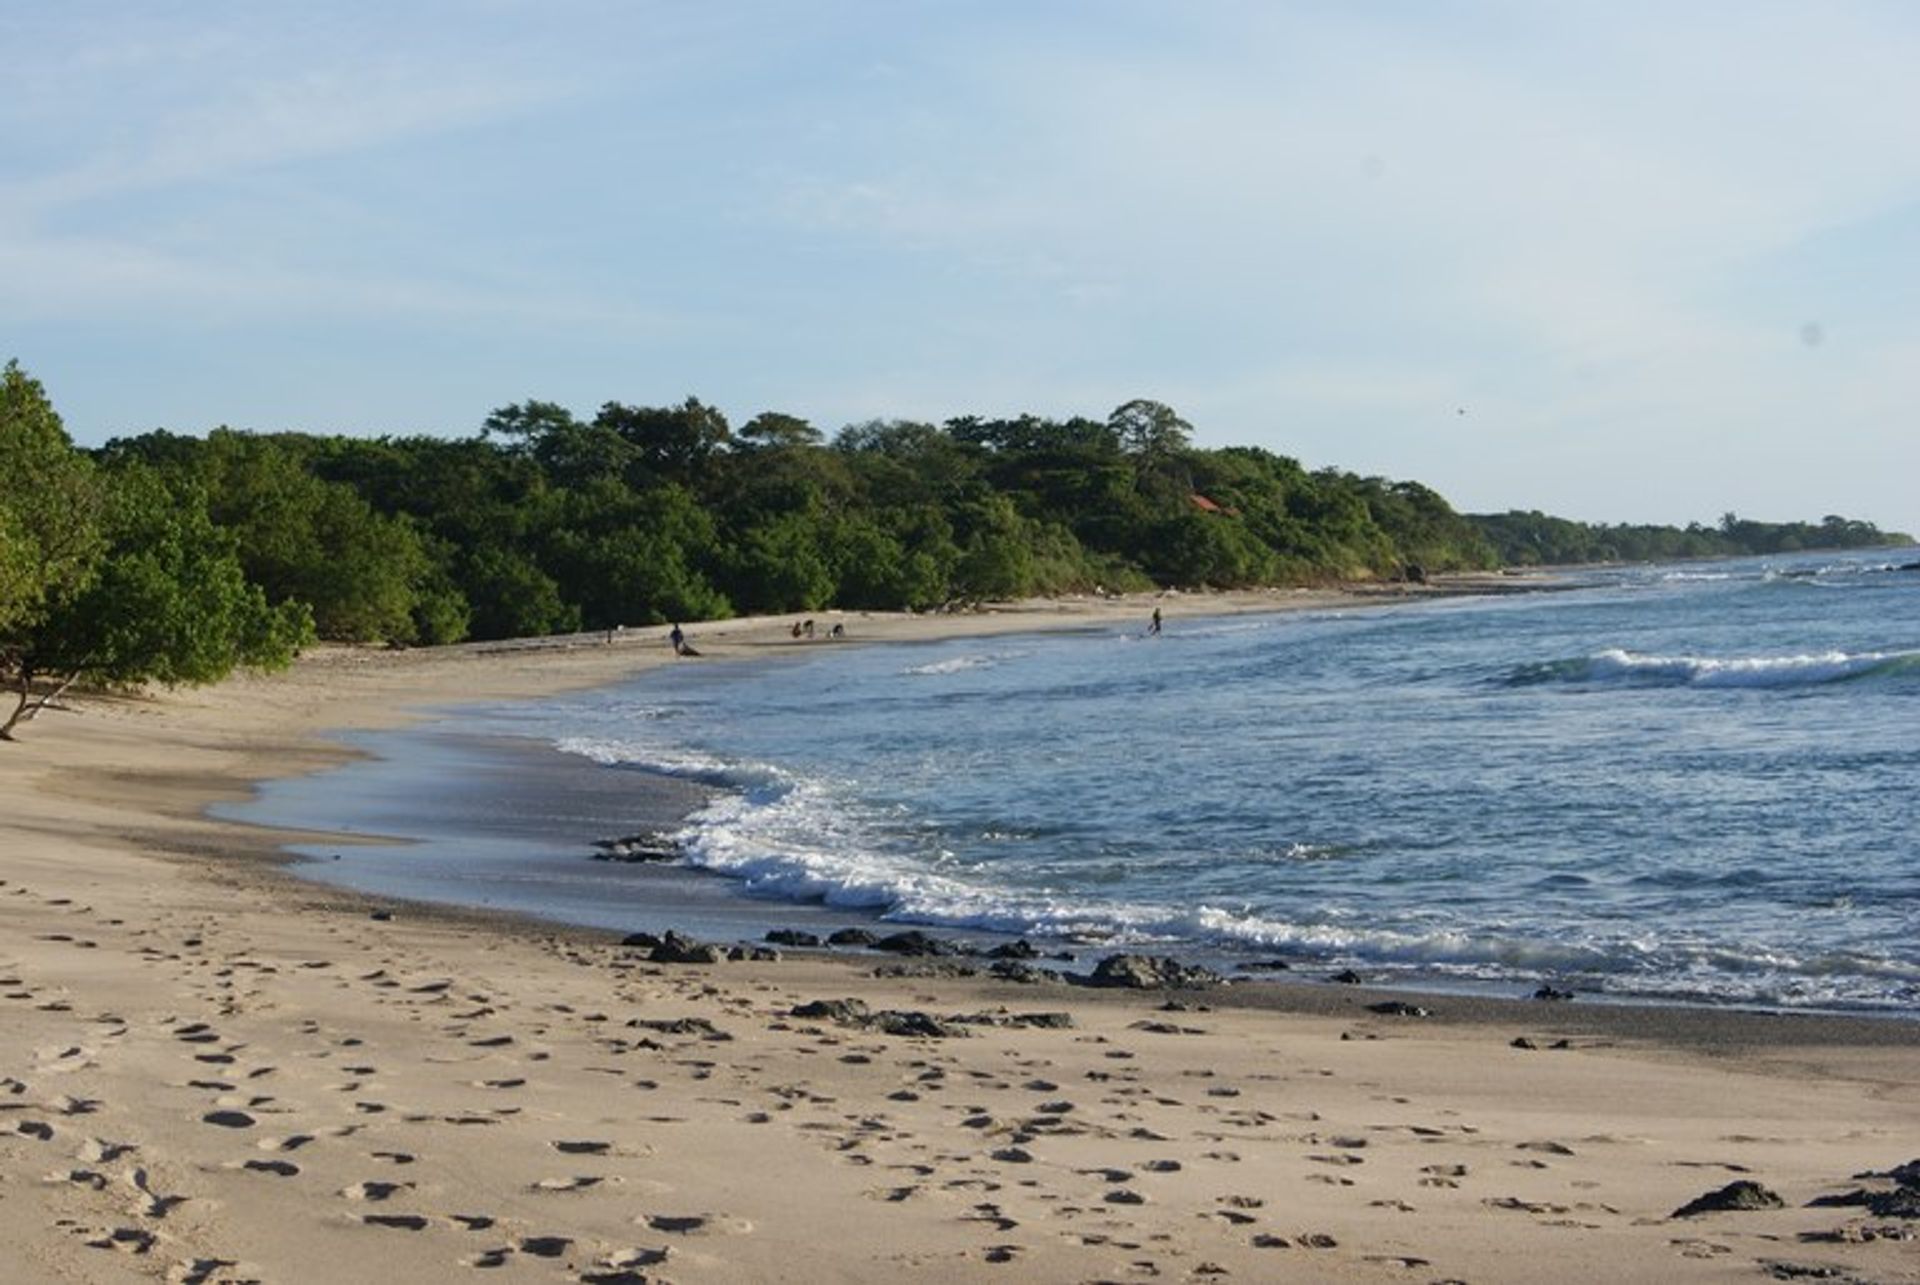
{"left": 105, "top": 431, "right": 452, "bottom": 644}
{"left": 22, "top": 467, "right": 311, "bottom": 687}
{"left": 1468, "top": 510, "right": 1909, "bottom": 566}
{"left": 592, "top": 398, "right": 731, "bottom": 487}
{"left": 16, "top": 365, "right": 1897, "bottom": 671}
{"left": 459, "top": 546, "right": 580, "bottom": 641}
{"left": 0, "top": 362, "right": 107, "bottom": 638}
{"left": 1, "top": 376, "right": 312, "bottom": 740}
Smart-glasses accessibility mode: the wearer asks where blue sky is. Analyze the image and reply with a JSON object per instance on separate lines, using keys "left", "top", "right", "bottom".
{"left": 5, "top": 1, "right": 1917, "bottom": 531}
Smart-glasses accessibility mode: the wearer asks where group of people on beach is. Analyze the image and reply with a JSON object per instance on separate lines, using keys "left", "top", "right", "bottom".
{"left": 666, "top": 618, "right": 848, "bottom": 658}
{"left": 670, "top": 608, "right": 1159, "bottom": 659}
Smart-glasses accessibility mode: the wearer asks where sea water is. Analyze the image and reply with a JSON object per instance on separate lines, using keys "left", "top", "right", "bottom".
{"left": 543, "top": 550, "right": 1919, "bottom": 1013}
{"left": 241, "top": 549, "right": 1920, "bottom": 1013}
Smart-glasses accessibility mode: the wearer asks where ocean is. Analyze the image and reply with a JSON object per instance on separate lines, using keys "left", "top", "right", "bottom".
{"left": 234, "top": 549, "right": 1920, "bottom": 1014}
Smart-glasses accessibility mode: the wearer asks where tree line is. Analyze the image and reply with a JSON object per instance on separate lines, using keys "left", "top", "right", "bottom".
{"left": 2, "top": 359, "right": 1908, "bottom": 736}
{"left": 1469, "top": 509, "right": 1912, "bottom": 566}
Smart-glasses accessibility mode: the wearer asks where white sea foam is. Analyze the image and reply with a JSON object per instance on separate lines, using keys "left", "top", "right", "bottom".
{"left": 553, "top": 735, "right": 792, "bottom": 791}
{"left": 1586, "top": 647, "right": 1917, "bottom": 688}
{"left": 664, "top": 779, "right": 1633, "bottom": 971}
{"left": 902, "top": 654, "right": 1003, "bottom": 676}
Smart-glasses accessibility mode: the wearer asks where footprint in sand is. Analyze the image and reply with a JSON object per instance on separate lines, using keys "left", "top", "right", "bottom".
{"left": 532, "top": 1175, "right": 605, "bottom": 1193}
{"left": 202, "top": 1110, "right": 255, "bottom": 1129}
{"left": 361, "top": 1214, "right": 430, "bottom": 1231}
{"left": 642, "top": 1212, "right": 752, "bottom": 1236}
{"left": 60, "top": 1169, "right": 110, "bottom": 1192}
{"left": 343, "top": 1181, "right": 413, "bottom": 1201}
{"left": 517, "top": 1235, "right": 573, "bottom": 1258}
{"left": 82, "top": 1225, "right": 157, "bottom": 1254}
{"left": 124, "top": 1166, "right": 185, "bottom": 1218}
{"left": 78, "top": 1138, "right": 137, "bottom": 1163}
{"left": 257, "top": 1133, "right": 315, "bottom": 1152}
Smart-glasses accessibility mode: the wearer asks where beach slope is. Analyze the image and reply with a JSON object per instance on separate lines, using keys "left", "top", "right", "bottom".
{"left": 2, "top": 603, "right": 1916, "bottom": 1283}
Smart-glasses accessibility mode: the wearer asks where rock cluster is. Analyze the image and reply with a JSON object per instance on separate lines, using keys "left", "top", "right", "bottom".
{"left": 1084, "top": 954, "right": 1222, "bottom": 990}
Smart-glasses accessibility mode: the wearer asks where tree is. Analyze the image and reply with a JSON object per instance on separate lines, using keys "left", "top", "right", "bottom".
{"left": 1108, "top": 398, "right": 1194, "bottom": 501}
{"left": 1108, "top": 398, "right": 1193, "bottom": 458}
{"left": 182, "top": 432, "right": 449, "bottom": 644}
{"left": 0, "top": 361, "right": 107, "bottom": 639}
{"left": 735, "top": 411, "right": 823, "bottom": 451}
{"left": 3, "top": 465, "right": 311, "bottom": 740}
{"left": 592, "top": 398, "right": 731, "bottom": 486}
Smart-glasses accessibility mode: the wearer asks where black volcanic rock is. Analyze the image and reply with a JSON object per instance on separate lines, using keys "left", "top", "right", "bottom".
{"left": 1085, "top": 954, "right": 1222, "bottom": 990}
{"left": 1671, "top": 1180, "right": 1785, "bottom": 1218}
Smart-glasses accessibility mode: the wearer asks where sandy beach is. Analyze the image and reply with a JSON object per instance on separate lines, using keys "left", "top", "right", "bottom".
{"left": 2, "top": 590, "right": 1916, "bottom": 1284}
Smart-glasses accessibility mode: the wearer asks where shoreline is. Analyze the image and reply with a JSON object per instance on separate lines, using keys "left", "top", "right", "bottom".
{"left": 246, "top": 717, "right": 1920, "bottom": 1029}
{"left": 4, "top": 584, "right": 1917, "bottom": 1282}
{"left": 232, "top": 581, "right": 1916, "bottom": 1026}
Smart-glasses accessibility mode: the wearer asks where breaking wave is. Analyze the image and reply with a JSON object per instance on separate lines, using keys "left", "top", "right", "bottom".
{"left": 1508, "top": 647, "right": 1920, "bottom": 689}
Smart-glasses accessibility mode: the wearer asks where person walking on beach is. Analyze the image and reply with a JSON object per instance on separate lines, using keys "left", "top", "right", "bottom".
{"left": 669, "top": 623, "right": 686, "bottom": 655}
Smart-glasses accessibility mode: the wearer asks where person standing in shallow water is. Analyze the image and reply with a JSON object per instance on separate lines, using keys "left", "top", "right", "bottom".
{"left": 1148, "top": 607, "right": 1162, "bottom": 636}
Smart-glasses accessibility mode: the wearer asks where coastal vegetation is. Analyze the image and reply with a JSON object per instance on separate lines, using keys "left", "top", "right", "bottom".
{"left": 1, "top": 359, "right": 1909, "bottom": 723}
{"left": 1471, "top": 508, "right": 1911, "bottom": 566}
{"left": 0, "top": 362, "right": 311, "bottom": 738}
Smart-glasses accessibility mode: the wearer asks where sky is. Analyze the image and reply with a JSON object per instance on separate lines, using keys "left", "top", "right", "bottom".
{"left": 5, "top": 1, "right": 1918, "bottom": 532}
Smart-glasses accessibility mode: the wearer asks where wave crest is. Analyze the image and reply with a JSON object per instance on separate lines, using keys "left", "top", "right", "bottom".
{"left": 1509, "top": 647, "right": 1920, "bottom": 689}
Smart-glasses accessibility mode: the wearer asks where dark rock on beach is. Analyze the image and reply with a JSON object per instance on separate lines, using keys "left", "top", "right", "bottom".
{"left": 1085, "top": 954, "right": 1222, "bottom": 990}
{"left": 826, "top": 928, "right": 879, "bottom": 948}
{"left": 764, "top": 929, "right": 822, "bottom": 948}
{"left": 1869, "top": 1187, "right": 1920, "bottom": 1218}
{"left": 1328, "top": 969, "right": 1365, "bottom": 985}
{"left": 1003, "top": 1011, "right": 1074, "bottom": 1029}
{"left": 591, "top": 833, "right": 679, "bottom": 862}
{"left": 620, "top": 932, "right": 663, "bottom": 950}
{"left": 1671, "top": 1180, "right": 1786, "bottom": 1218}
{"left": 790, "top": 997, "right": 1056, "bottom": 1038}
{"left": 1533, "top": 985, "right": 1576, "bottom": 1001}
{"left": 789, "top": 997, "right": 968, "bottom": 1037}
{"left": 986, "top": 939, "right": 1040, "bottom": 960}
{"left": 628, "top": 1016, "right": 727, "bottom": 1039}
{"left": 791, "top": 998, "right": 871, "bottom": 1024}
{"left": 870, "top": 1010, "right": 972, "bottom": 1038}
{"left": 1367, "top": 1000, "right": 1431, "bottom": 1017}
{"left": 989, "top": 960, "right": 1062, "bottom": 985}
{"left": 873, "top": 930, "right": 959, "bottom": 956}
{"left": 1235, "top": 958, "right": 1292, "bottom": 972}
{"left": 1883, "top": 1158, "right": 1920, "bottom": 1188}
{"left": 1808, "top": 1187, "right": 1920, "bottom": 1218}
{"left": 649, "top": 931, "right": 725, "bottom": 965}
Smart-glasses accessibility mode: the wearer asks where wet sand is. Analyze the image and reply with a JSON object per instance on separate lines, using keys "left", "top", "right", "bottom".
{"left": 2, "top": 592, "right": 1915, "bottom": 1283}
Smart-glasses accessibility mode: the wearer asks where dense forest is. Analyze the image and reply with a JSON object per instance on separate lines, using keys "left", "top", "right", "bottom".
{"left": 2, "top": 359, "right": 1909, "bottom": 734}
{"left": 1470, "top": 509, "right": 1911, "bottom": 566}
